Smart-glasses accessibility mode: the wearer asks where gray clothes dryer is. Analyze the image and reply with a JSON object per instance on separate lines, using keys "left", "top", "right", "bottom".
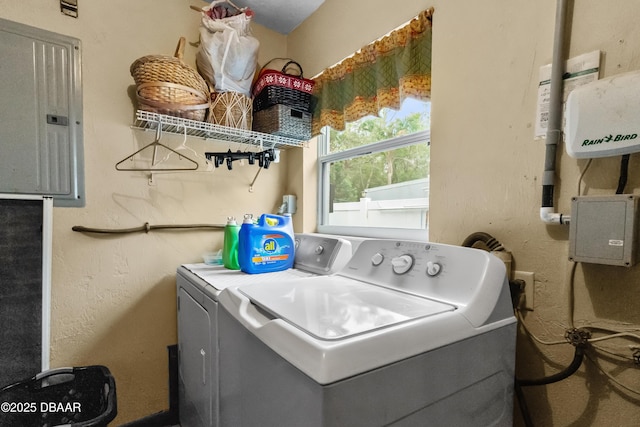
{"left": 176, "top": 234, "right": 352, "bottom": 427}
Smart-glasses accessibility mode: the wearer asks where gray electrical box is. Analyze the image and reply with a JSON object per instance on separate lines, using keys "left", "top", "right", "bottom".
{"left": 0, "top": 18, "right": 84, "bottom": 207}
{"left": 569, "top": 195, "right": 640, "bottom": 267}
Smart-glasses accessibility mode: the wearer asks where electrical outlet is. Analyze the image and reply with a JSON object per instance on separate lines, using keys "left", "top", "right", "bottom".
{"left": 514, "top": 271, "right": 535, "bottom": 311}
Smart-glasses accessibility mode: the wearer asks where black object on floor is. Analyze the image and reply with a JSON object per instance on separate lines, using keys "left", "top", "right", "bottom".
{"left": 0, "top": 365, "right": 117, "bottom": 427}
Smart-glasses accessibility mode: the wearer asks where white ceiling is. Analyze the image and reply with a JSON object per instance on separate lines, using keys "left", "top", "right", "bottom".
{"left": 204, "top": 0, "right": 325, "bottom": 34}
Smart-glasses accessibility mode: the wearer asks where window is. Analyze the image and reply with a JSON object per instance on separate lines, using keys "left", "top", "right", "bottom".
{"left": 317, "top": 98, "right": 430, "bottom": 240}
{"left": 311, "top": 9, "right": 433, "bottom": 239}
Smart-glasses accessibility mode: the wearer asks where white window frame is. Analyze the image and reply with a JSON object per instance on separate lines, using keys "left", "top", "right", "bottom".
{"left": 317, "top": 128, "right": 430, "bottom": 241}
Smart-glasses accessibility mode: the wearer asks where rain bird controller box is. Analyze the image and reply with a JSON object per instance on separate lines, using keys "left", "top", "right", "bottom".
{"left": 566, "top": 70, "right": 640, "bottom": 159}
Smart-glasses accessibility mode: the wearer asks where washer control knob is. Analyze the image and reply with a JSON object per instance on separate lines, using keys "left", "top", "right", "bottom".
{"left": 371, "top": 252, "right": 384, "bottom": 266}
{"left": 391, "top": 255, "right": 414, "bottom": 274}
{"left": 314, "top": 245, "right": 324, "bottom": 255}
{"left": 426, "top": 261, "right": 442, "bottom": 277}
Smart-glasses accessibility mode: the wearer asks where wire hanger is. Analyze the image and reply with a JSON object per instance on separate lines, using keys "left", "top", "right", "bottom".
{"left": 116, "top": 120, "right": 199, "bottom": 172}
{"left": 160, "top": 123, "right": 214, "bottom": 172}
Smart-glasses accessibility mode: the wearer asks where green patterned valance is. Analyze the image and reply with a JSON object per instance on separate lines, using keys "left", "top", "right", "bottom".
{"left": 312, "top": 8, "right": 433, "bottom": 136}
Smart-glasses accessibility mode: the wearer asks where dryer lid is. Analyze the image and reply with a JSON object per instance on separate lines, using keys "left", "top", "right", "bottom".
{"left": 238, "top": 276, "right": 456, "bottom": 341}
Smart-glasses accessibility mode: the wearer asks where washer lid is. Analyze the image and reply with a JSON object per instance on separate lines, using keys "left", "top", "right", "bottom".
{"left": 238, "top": 276, "right": 456, "bottom": 341}
{"left": 181, "top": 263, "right": 315, "bottom": 291}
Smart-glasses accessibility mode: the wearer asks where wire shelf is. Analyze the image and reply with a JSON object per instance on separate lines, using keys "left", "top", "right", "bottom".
{"left": 132, "top": 110, "right": 308, "bottom": 149}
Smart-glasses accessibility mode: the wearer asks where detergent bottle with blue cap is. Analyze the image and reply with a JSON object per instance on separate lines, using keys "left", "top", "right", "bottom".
{"left": 238, "top": 213, "right": 295, "bottom": 274}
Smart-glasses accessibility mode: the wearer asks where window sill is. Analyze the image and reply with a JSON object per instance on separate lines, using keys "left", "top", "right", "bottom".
{"left": 316, "top": 225, "right": 429, "bottom": 242}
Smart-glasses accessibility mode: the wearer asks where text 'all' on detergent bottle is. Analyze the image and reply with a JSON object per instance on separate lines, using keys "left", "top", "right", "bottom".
{"left": 222, "top": 217, "right": 240, "bottom": 270}
{"left": 238, "top": 214, "right": 295, "bottom": 274}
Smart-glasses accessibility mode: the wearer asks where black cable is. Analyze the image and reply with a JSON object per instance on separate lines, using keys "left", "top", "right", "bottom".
{"left": 514, "top": 345, "right": 586, "bottom": 426}
{"left": 516, "top": 345, "right": 585, "bottom": 386}
{"left": 72, "top": 223, "right": 225, "bottom": 234}
{"left": 514, "top": 380, "right": 534, "bottom": 427}
{"left": 509, "top": 279, "right": 526, "bottom": 309}
{"left": 616, "top": 154, "right": 630, "bottom": 194}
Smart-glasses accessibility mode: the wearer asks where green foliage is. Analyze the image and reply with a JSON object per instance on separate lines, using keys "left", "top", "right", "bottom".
{"left": 329, "top": 107, "right": 430, "bottom": 203}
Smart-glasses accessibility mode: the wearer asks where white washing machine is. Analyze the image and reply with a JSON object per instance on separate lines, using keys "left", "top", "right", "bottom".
{"left": 176, "top": 234, "right": 352, "bottom": 427}
{"left": 217, "top": 239, "right": 517, "bottom": 426}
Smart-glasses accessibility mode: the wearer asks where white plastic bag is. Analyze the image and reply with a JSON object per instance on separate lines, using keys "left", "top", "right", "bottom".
{"left": 196, "top": 2, "right": 259, "bottom": 97}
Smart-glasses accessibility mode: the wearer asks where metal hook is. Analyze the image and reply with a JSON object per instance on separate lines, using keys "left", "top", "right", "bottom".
{"left": 152, "top": 118, "right": 163, "bottom": 166}
{"left": 249, "top": 167, "right": 263, "bottom": 193}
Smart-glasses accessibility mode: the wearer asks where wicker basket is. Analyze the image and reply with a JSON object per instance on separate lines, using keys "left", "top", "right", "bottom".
{"left": 130, "top": 37, "right": 210, "bottom": 121}
{"left": 252, "top": 60, "right": 316, "bottom": 114}
{"left": 209, "top": 91, "right": 252, "bottom": 130}
{"left": 253, "top": 104, "right": 311, "bottom": 140}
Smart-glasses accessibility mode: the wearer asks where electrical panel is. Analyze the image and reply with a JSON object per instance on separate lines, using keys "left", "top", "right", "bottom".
{"left": 0, "top": 18, "right": 84, "bottom": 207}
{"left": 569, "top": 195, "right": 640, "bottom": 267}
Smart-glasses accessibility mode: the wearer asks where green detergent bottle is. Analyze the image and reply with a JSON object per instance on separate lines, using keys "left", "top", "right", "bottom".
{"left": 238, "top": 214, "right": 295, "bottom": 274}
{"left": 222, "top": 217, "right": 240, "bottom": 270}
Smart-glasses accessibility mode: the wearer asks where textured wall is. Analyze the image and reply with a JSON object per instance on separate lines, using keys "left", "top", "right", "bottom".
{"left": 0, "top": 1, "right": 290, "bottom": 423}
{"left": 3, "top": 0, "right": 640, "bottom": 424}
{"left": 290, "top": 0, "right": 640, "bottom": 425}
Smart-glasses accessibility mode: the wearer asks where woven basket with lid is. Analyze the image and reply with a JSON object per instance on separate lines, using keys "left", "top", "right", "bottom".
{"left": 130, "top": 37, "right": 210, "bottom": 121}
